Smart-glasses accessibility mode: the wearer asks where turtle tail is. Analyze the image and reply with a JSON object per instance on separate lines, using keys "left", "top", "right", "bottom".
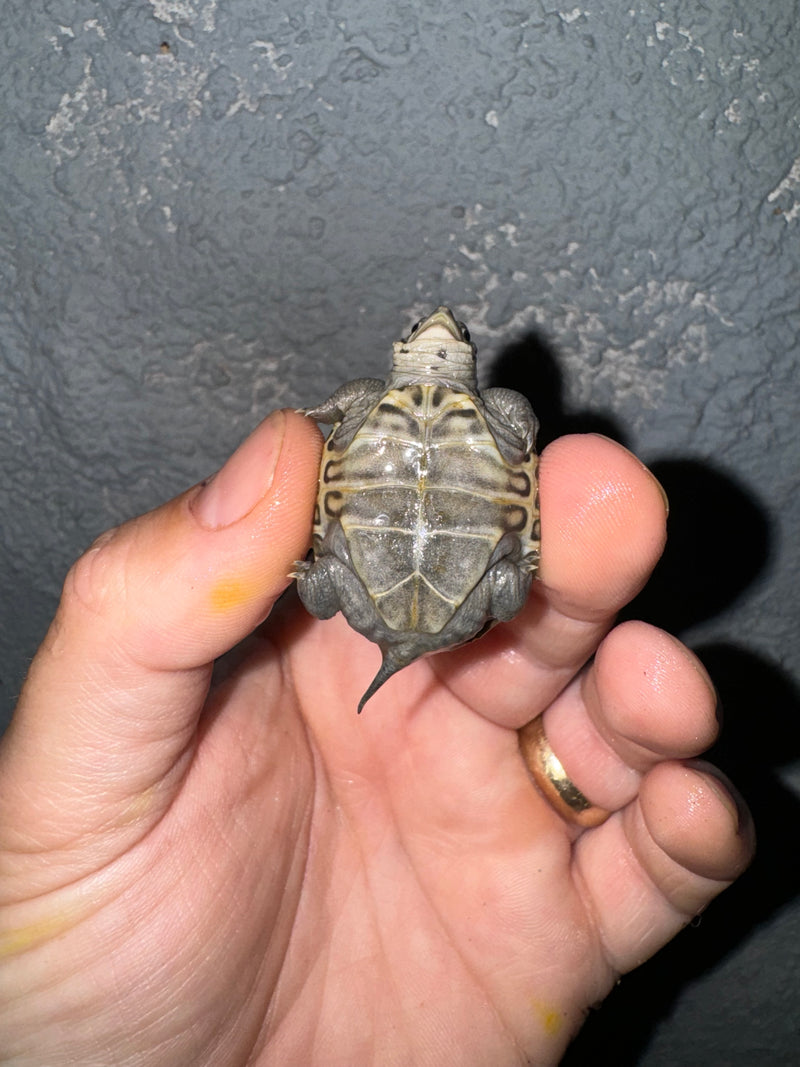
{"left": 357, "top": 646, "right": 416, "bottom": 714}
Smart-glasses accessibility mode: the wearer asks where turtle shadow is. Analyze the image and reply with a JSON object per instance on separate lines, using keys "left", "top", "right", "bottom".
{"left": 487, "top": 330, "right": 774, "bottom": 636}
{"left": 621, "top": 459, "right": 772, "bottom": 634}
{"left": 488, "top": 328, "right": 795, "bottom": 1063}
{"left": 486, "top": 328, "right": 627, "bottom": 446}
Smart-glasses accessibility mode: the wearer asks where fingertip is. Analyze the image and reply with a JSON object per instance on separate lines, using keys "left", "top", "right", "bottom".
{"left": 191, "top": 409, "right": 289, "bottom": 530}
{"left": 236, "top": 408, "right": 324, "bottom": 568}
{"left": 639, "top": 760, "right": 755, "bottom": 888}
{"left": 191, "top": 409, "right": 322, "bottom": 530}
{"left": 59, "top": 409, "right": 324, "bottom": 674}
{"left": 164, "top": 408, "right": 323, "bottom": 663}
{"left": 538, "top": 434, "right": 667, "bottom": 615}
{"left": 574, "top": 756, "right": 754, "bottom": 973}
{"left": 591, "top": 622, "right": 720, "bottom": 760}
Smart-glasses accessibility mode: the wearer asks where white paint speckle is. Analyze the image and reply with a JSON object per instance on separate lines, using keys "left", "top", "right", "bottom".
{"left": 498, "top": 222, "right": 518, "bottom": 245}
{"left": 676, "top": 27, "right": 704, "bottom": 54}
{"left": 767, "top": 157, "right": 800, "bottom": 223}
{"left": 147, "top": 0, "right": 216, "bottom": 32}
{"left": 724, "top": 99, "right": 742, "bottom": 124}
{"left": 45, "top": 56, "right": 96, "bottom": 157}
{"left": 484, "top": 110, "right": 499, "bottom": 128}
{"left": 460, "top": 203, "right": 487, "bottom": 231}
{"left": 559, "top": 8, "right": 584, "bottom": 24}
{"left": 201, "top": 0, "right": 216, "bottom": 32}
{"left": 251, "top": 40, "right": 294, "bottom": 81}
{"left": 162, "top": 205, "right": 177, "bottom": 233}
{"left": 457, "top": 244, "right": 483, "bottom": 262}
{"left": 149, "top": 0, "right": 195, "bottom": 22}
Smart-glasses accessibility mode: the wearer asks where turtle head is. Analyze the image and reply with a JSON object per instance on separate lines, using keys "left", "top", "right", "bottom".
{"left": 392, "top": 306, "right": 477, "bottom": 389}
{"left": 404, "top": 306, "right": 473, "bottom": 347}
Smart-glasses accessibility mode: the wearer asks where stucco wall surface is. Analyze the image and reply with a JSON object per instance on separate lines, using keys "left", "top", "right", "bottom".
{"left": 1, "top": 1, "right": 798, "bottom": 1063}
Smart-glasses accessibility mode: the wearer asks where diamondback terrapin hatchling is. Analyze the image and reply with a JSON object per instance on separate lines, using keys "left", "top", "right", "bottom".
{"left": 295, "top": 306, "right": 540, "bottom": 712}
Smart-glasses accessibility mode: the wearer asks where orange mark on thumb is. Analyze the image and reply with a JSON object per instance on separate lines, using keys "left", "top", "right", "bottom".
{"left": 209, "top": 576, "right": 259, "bottom": 613}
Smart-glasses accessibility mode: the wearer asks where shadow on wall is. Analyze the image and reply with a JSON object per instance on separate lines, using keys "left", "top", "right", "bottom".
{"left": 487, "top": 329, "right": 624, "bottom": 446}
{"left": 489, "top": 329, "right": 800, "bottom": 1065}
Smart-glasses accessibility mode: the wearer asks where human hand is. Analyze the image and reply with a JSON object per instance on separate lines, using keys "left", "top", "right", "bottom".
{"left": 0, "top": 410, "right": 754, "bottom": 1065}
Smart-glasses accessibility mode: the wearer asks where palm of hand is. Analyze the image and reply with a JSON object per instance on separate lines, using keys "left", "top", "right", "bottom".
{"left": 0, "top": 415, "right": 752, "bottom": 1067}
{"left": 144, "top": 612, "right": 602, "bottom": 1066}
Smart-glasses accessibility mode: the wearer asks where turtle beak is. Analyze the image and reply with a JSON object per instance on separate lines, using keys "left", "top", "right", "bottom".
{"left": 409, "top": 306, "right": 465, "bottom": 343}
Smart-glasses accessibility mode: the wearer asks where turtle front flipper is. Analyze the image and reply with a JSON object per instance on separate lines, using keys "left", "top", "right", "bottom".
{"left": 481, "top": 387, "right": 539, "bottom": 465}
{"left": 302, "top": 377, "right": 385, "bottom": 450}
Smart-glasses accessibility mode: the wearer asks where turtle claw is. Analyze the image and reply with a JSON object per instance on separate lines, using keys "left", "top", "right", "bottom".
{"left": 288, "top": 559, "right": 312, "bottom": 580}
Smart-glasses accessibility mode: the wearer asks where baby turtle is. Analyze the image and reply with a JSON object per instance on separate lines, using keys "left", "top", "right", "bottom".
{"left": 295, "top": 306, "right": 540, "bottom": 711}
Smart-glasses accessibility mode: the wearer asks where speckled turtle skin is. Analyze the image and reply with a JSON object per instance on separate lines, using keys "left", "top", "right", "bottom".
{"left": 295, "top": 307, "right": 540, "bottom": 711}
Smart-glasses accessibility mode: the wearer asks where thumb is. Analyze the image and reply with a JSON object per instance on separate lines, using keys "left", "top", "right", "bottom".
{"left": 1, "top": 410, "right": 321, "bottom": 862}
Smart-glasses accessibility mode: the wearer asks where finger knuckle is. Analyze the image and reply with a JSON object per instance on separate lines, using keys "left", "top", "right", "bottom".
{"left": 62, "top": 526, "right": 131, "bottom": 622}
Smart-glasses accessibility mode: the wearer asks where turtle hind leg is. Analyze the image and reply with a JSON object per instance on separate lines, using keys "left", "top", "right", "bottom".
{"left": 295, "top": 555, "right": 346, "bottom": 620}
{"left": 295, "top": 521, "right": 369, "bottom": 621}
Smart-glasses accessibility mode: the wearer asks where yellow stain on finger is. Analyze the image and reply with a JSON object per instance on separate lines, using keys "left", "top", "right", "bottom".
{"left": 209, "top": 575, "right": 257, "bottom": 613}
{"left": 115, "top": 784, "right": 159, "bottom": 826}
{"left": 0, "top": 909, "right": 80, "bottom": 959}
{"left": 530, "top": 998, "right": 563, "bottom": 1036}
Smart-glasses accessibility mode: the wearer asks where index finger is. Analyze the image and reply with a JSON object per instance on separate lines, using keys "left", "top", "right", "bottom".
{"left": 432, "top": 434, "right": 668, "bottom": 726}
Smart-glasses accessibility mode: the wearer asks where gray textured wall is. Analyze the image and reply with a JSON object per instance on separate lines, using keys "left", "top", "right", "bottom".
{"left": 1, "top": 1, "right": 798, "bottom": 1063}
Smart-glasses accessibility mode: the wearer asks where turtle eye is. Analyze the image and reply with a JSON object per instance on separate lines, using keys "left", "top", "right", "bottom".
{"left": 460, "top": 324, "right": 471, "bottom": 342}
{"left": 410, "top": 319, "right": 422, "bottom": 333}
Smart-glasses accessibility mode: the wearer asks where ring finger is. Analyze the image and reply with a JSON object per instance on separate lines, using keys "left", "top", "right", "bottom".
{"left": 521, "top": 620, "right": 721, "bottom": 822}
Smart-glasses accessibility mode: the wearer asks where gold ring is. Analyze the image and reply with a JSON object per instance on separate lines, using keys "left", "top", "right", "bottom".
{"left": 518, "top": 716, "right": 611, "bottom": 828}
